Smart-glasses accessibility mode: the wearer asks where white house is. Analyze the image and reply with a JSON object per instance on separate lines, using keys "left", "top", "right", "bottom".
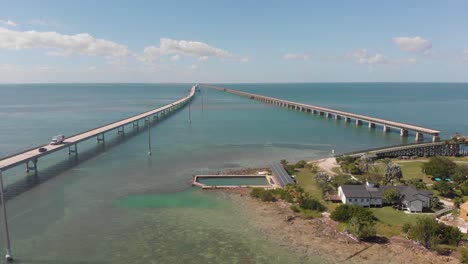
{"left": 338, "top": 182, "right": 432, "bottom": 212}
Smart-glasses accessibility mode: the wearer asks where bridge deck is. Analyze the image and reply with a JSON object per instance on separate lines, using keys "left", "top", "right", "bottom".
{"left": 0, "top": 85, "right": 197, "bottom": 171}
{"left": 204, "top": 85, "right": 440, "bottom": 136}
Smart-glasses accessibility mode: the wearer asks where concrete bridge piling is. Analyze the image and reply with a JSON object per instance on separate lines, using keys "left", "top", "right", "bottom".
{"left": 204, "top": 84, "right": 441, "bottom": 143}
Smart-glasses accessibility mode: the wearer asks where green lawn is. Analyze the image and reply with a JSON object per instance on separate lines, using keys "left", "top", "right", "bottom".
{"left": 371, "top": 207, "right": 420, "bottom": 225}
{"left": 370, "top": 207, "right": 425, "bottom": 237}
{"left": 394, "top": 161, "right": 432, "bottom": 183}
{"left": 294, "top": 168, "right": 323, "bottom": 200}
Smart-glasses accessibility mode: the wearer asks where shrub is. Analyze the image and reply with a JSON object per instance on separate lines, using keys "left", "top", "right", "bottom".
{"left": 405, "top": 217, "right": 462, "bottom": 249}
{"left": 301, "top": 209, "right": 320, "bottom": 219}
{"left": 330, "top": 204, "right": 375, "bottom": 223}
{"left": 305, "top": 163, "right": 319, "bottom": 173}
{"left": 285, "top": 165, "right": 296, "bottom": 175}
{"left": 290, "top": 204, "right": 300, "bottom": 213}
{"left": 347, "top": 216, "right": 376, "bottom": 240}
{"left": 406, "top": 179, "right": 427, "bottom": 190}
{"left": 348, "top": 164, "right": 362, "bottom": 175}
{"left": 402, "top": 222, "right": 411, "bottom": 234}
{"left": 250, "top": 188, "right": 276, "bottom": 202}
{"left": 259, "top": 190, "right": 276, "bottom": 202}
{"left": 250, "top": 187, "right": 265, "bottom": 199}
{"left": 454, "top": 197, "right": 464, "bottom": 208}
{"left": 295, "top": 160, "right": 307, "bottom": 168}
{"left": 433, "top": 244, "right": 455, "bottom": 256}
{"left": 331, "top": 174, "right": 356, "bottom": 188}
{"left": 461, "top": 184, "right": 468, "bottom": 196}
{"left": 433, "top": 181, "right": 456, "bottom": 198}
{"left": 460, "top": 247, "right": 468, "bottom": 264}
{"left": 298, "top": 195, "right": 325, "bottom": 212}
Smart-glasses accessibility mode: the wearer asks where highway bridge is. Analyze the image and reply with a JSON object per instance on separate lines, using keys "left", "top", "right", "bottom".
{"left": 0, "top": 85, "right": 197, "bottom": 172}
{"left": 203, "top": 84, "right": 441, "bottom": 142}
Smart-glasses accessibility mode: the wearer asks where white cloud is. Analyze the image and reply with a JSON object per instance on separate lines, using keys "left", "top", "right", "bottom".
{"left": 283, "top": 53, "right": 311, "bottom": 60}
{"left": 393, "top": 36, "right": 432, "bottom": 54}
{"left": 198, "top": 56, "right": 208, "bottom": 62}
{"left": 88, "top": 66, "right": 97, "bottom": 71}
{"left": 0, "top": 20, "right": 17, "bottom": 27}
{"left": 140, "top": 38, "right": 248, "bottom": 64}
{"left": 0, "top": 27, "right": 130, "bottom": 58}
{"left": 170, "top": 54, "right": 180, "bottom": 61}
{"left": 350, "top": 49, "right": 390, "bottom": 64}
{"left": 189, "top": 64, "right": 199, "bottom": 70}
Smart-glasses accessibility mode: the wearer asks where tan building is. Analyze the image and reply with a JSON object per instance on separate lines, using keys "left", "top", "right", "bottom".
{"left": 460, "top": 202, "right": 468, "bottom": 221}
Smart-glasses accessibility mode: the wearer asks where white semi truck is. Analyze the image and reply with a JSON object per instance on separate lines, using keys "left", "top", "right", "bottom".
{"left": 50, "top": 135, "right": 65, "bottom": 145}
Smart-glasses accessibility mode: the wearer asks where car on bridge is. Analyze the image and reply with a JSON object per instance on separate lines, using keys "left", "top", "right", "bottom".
{"left": 38, "top": 147, "right": 47, "bottom": 153}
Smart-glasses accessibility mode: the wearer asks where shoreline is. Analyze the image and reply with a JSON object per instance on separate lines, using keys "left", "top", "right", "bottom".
{"left": 218, "top": 188, "right": 458, "bottom": 264}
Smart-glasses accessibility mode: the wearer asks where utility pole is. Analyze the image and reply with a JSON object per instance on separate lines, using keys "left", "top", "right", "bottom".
{"left": 0, "top": 170, "right": 13, "bottom": 262}
{"left": 147, "top": 119, "right": 152, "bottom": 156}
{"left": 189, "top": 103, "right": 192, "bottom": 123}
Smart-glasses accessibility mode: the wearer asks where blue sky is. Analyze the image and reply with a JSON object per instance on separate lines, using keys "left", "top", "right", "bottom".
{"left": 0, "top": 0, "right": 467, "bottom": 83}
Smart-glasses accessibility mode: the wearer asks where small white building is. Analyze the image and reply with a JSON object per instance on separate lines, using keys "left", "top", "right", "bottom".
{"left": 338, "top": 182, "right": 432, "bottom": 212}
{"left": 338, "top": 182, "right": 382, "bottom": 207}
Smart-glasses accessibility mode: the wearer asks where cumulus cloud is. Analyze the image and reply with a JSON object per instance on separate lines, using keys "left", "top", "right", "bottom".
{"left": 283, "top": 53, "right": 311, "bottom": 60}
{"left": 140, "top": 38, "right": 248, "bottom": 64}
{"left": 189, "top": 64, "right": 199, "bottom": 70}
{"left": 0, "top": 27, "right": 130, "bottom": 58}
{"left": 170, "top": 54, "right": 181, "bottom": 61}
{"left": 350, "top": 49, "right": 390, "bottom": 64}
{"left": 0, "top": 20, "right": 17, "bottom": 27}
{"left": 393, "top": 36, "right": 432, "bottom": 54}
{"left": 198, "top": 56, "right": 208, "bottom": 62}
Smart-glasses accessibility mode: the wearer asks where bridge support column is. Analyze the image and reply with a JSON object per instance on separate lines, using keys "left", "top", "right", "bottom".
{"left": 368, "top": 123, "right": 376, "bottom": 129}
{"left": 383, "top": 125, "right": 390, "bottom": 133}
{"left": 133, "top": 120, "right": 139, "bottom": 128}
{"left": 400, "top": 129, "right": 408, "bottom": 137}
{"left": 326, "top": 113, "right": 332, "bottom": 118}
{"left": 97, "top": 133, "right": 105, "bottom": 143}
{"left": 432, "top": 135, "right": 440, "bottom": 142}
{"left": 68, "top": 144, "right": 78, "bottom": 155}
{"left": 25, "top": 158, "right": 38, "bottom": 173}
{"left": 118, "top": 126, "right": 125, "bottom": 136}
{"left": 313, "top": 109, "right": 317, "bottom": 114}
{"left": 415, "top": 132, "right": 424, "bottom": 141}
{"left": 356, "top": 120, "right": 362, "bottom": 126}
{"left": 335, "top": 115, "right": 341, "bottom": 120}
{"left": 344, "top": 117, "right": 351, "bottom": 123}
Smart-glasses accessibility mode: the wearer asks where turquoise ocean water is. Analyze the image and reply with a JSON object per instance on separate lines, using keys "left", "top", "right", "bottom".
{"left": 0, "top": 83, "right": 467, "bottom": 263}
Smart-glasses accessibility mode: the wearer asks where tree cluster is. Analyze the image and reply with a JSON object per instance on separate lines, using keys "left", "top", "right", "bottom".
{"left": 422, "top": 157, "right": 468, "bottom": 199}
{"left": 331, "top": 204, "right": 377, "bottom": 240}
{"left": 403, "top": 217, "right": 462, "bottom": 250}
